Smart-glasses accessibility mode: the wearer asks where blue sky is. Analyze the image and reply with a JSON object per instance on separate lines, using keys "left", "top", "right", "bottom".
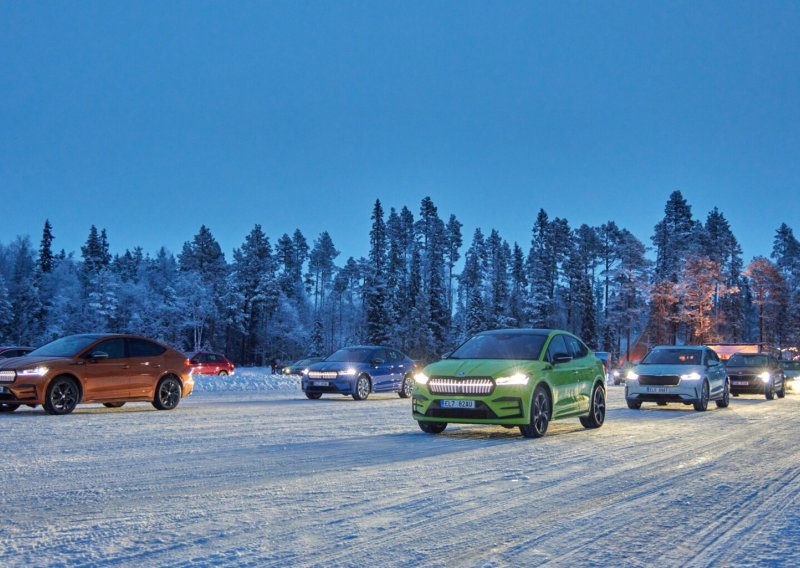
{"left": 2, "top": 1, "right": 798, "bottom": 263}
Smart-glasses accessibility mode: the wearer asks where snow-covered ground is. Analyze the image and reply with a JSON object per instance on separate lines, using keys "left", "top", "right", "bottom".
{"left": 1, "top": 378, "right": 799, "bottom": 567}
{"left": 192, "top": 367, "right": 302, "bottom": 392}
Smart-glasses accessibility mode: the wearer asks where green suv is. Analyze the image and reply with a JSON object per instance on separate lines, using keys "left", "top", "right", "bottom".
{"left": 412, "top": 329, "right": 607, "bottom": 438}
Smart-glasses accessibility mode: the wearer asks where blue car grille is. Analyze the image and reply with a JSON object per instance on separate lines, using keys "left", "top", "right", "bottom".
{"left": 429, "top": 377, "right": 494, "bottom": 396}
{"left": 307, "top": 371, "right": 338, "bottom": 380}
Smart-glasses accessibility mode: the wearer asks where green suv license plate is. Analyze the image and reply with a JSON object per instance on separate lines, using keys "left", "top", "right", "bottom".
{"left": 441, "top": 400, "right": 475, "bottom": 409}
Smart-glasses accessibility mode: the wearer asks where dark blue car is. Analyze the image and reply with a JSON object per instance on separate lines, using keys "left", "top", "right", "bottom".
{"left": 302, "top": 346, "right": 415, "bottom": 400}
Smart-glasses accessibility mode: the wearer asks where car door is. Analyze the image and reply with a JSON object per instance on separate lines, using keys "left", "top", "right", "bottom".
{"left": 207, "top": 354, "right": 222, "bottom": 374}
{"left": 387, "top": 350, "right": 406, "bottom": 389}
{"left": 705, "top": 349, "right": 725, "bottom": 397}
{"left": 564, "top": 335, "right": 594, "bottom": 412}
{"left": 193, "top": 353, "right": 211, "bottom": 374}
{"left": 395, "top": 352, "right": 412, "bottom": 386}
{"left": 79, "top": 338, "right": 131, "bottom": 401}
{"left": 369, "top": 349, "right": 394, "bottom": 392}
{"left": 545, "top": 334, "right": 578, "bottom": 416}
{"left": 127, "top": 338, "right": 167, "bottom": 398}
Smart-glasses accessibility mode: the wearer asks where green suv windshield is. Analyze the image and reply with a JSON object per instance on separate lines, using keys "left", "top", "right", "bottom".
{"left": 449, "top": 333, "right": 547, "bottom": 360}
{"left": 641, "top": 349, "right": 702, "bottom": 365}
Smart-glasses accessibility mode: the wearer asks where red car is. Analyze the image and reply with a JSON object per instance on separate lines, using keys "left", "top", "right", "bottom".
{"left": 187, "top": 352, "right": 235, "bottom": 376}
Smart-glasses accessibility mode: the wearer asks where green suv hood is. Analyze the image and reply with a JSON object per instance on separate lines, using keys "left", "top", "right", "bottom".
{"left": 424, "top": 358, "right": 548, "bottom": 378}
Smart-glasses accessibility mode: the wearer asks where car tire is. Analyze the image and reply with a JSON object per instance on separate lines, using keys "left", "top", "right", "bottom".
{"left": 626, "top": 399, "right": 642, "bottom": 410}
{"left": 0, "top": 403, "right": 20, "bottom": 413}
{"left": 352, "top": 375, "right": 371, "bottom": 401}
{"left": 777, "top": 379, "right": 786, "bottom": 399}
{"left": 43, "top": 376, "right": 80, "bottom": 415}
{"left": 579, "top": 384, "right": 606, "bottom": 429}
{"left": 693, "top": 380, "right": 710, "bottom": 411}
{"left": 520, "top": 384, "right": 550, "bottom": 438}
{"left": 716, "top": 379, "right": 730, "bottom": 408}
{"left": 102, "top": 402, "right": 126, "bottom": 408}
{"left": 418, "top": 421, "right": 447, "bottom": 434}
{"left": 399, "top": 375, "right": 413, "bottom": 399}
{"left": 152, "top": 376, "right": 182, "bottom": 410}
{"left": 218, "top": 370, "right": 228, "bottom": 377}
{"left": 305, "top": 392, "right": 322, "bottom": 400}
{"left": 765, "top": 383, "right": 775, "bottom": 400}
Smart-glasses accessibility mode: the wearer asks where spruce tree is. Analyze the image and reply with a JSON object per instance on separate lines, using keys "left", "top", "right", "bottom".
{"left": 445, "top": 214, "right": 463, "bottom": 315}
{"left": 365, "top": 199, "right": 390, "bottom": 344}
{"left": 39, "top": 220, "right": 55, "bottom": 274}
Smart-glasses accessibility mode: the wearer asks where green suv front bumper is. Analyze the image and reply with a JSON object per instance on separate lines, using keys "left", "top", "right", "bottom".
{"left": 412, "top": 387, "right": 530, "bottom": 425}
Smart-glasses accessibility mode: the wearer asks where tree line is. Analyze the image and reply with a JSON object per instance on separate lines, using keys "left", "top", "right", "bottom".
{"left": 1, "top": 192, "right": 798, "bottom": 364}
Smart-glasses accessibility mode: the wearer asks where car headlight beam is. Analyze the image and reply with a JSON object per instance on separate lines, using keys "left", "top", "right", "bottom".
{"left": 414, "top": 372, "right": 429, "bottom": 385}
{"left": 338, "top": 368, "right": 357, "bottom": 376}
{"left": 626, "top": 371, "right": 639, "bottom": 381}
{"left": 495, "top": 373, "right": 530, "bottom": 386}
{"left": 758, "top": 372, "right": 771, "bottom": 383}
{"left": 680, "top": 372, "right": 702, "bottom": 381}
{"left": 17, "top": 366, "right": 49, "bottom": 377}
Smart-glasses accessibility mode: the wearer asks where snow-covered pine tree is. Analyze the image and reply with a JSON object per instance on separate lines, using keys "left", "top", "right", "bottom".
{"left": 527, "top": 209, "right": 552, "bottom": 327}
{"left": 508, "top": 243, "right": 528, "bottom": 327}
{"left": 232, "top": 224, "right": 274, "bottom": 363}
{"left": 38, "top": 220, "right": 55, "bottom": 274}
{"left": 365, "top": 199, "right": 390, "bottom": 345}
{"left": 460, "top": 228, "right": 488, "bottom": 336}
{"left": 445, "top": 214, "right": 463, "bottom": 316}
{"left": 771, "top": 223, "right": 800, "bottom": 346}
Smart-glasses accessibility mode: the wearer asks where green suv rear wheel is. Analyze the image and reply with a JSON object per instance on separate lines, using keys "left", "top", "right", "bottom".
{"left": 580, "top": 384, "right": 605, "bottom": 429}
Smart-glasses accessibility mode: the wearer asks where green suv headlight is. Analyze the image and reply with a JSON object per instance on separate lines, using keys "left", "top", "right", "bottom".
{"left": 414, "top": 372, "right": 429, "bottom": 385}
{"left": 495, "top": 373, "right": 529, "bottom": 386}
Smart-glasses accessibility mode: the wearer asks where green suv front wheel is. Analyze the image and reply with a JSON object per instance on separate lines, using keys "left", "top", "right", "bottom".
{"left": 520, "top": 384, "right": 550, "bottom": 438}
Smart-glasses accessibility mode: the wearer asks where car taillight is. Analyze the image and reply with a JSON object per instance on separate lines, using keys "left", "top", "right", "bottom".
{"left": 184, "top": 359, "right": 191, "bottom": 367}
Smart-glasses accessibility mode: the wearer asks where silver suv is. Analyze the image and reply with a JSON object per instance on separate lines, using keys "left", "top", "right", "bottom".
{"left": 625, "top": 346, "right": 729, "bottom": 411}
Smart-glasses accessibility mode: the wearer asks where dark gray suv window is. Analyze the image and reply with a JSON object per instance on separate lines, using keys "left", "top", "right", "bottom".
{"left": 90, "top": 338, "right": 126, "bottom": 359}
{"left": 546, "top": 335, "right": 569, "bottom": 362}
{"left": 128, "top": 339, "right": 166, "bottom": 358}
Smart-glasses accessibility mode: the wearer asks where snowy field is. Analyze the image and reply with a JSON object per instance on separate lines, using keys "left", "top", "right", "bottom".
{"left": 1, "top": 373, "right": 799, "bottom": 567}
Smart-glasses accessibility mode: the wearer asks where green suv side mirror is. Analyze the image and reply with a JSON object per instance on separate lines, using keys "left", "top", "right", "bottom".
{"left": 553, "top": 353, "right": 573, "bottom": 365}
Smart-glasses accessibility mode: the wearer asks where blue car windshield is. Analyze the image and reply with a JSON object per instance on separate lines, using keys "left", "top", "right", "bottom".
{"left": 449, "top": 333, "right": 547, "bottom": 360}
{"left": 325, "top": 348, "right": 374, "bottom": 363}
{"left": 28, "top": 335, "right": 104, "bottom": 358}
{"left": 642, "top": 349, "right": 702, "bottom": 365}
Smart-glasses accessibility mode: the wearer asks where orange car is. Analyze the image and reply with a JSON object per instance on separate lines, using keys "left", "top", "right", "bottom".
{"left": 0, "top": 334, "right": 194, "bottom": 415}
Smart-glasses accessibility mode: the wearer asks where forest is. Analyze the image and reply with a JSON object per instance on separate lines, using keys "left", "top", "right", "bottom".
{"left": 1, "top": 191, "right": 798, "bottom": 365}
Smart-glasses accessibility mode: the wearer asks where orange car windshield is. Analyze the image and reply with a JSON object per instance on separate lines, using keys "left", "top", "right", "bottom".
{"left": 29, "top": 335, "right": 104, "bottom": 358}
